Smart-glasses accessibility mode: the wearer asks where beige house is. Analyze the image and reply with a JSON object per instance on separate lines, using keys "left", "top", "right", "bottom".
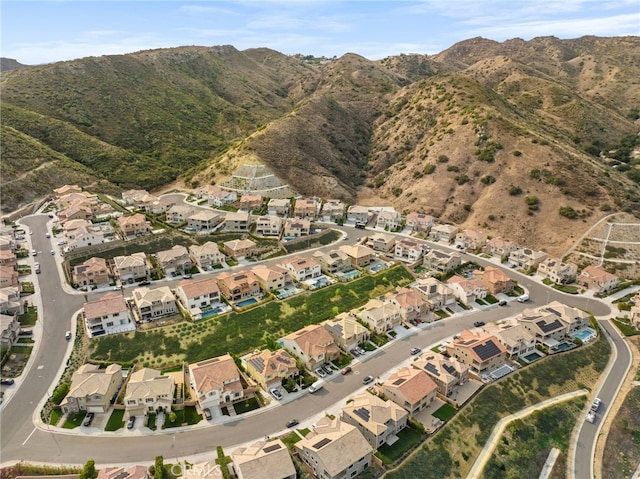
{"left": 577, "top": 265, "right": 620, "bottom": 293}
{"left": 280, "top": 324, "right": 341, "bottom": 370}
{"left": 117, "top": 213, "right": 150, "bottom": 238}
{"left": 293, "top": 198, "right": 318, "bottom": 219}
{"left": 508, "top": 247, "right": 548, "bottom": 270}
{"left": 341, "top": 392, "right": 408, "bottom": 449}
{"left": 223, "top": 239, "right": 258, "bottom": 259}
{"left": 0, "top": 265, "right": 18, "bottom": 288}
{"left": 473, "top": 267, "right": 516, "bottom": 295}
{"left": 54, "top": 184, "right": 83, "bottom": 198}
{"left": 224, "top": 211, "right": 252, "bottom": 232}
{"left": 243, "top": 348, "right": 299, "bottom": 390}
{"left": 250, "top": 264, "right": 290, "bottom": 292}
{"left": 232, "top": 439, "right": 296, "bottom": 479}
{"left": 423, "top": 249, "right": 462, "bottom": 272}
{"left": 429, "top": 224, "right": 459, "bottom": 242}
{"left": 254, "top": 215, "right": 283, "bottom": 237}
{"left": 0, "top": 286, "right": 23, "bottom": 315}
{"left": 375, "top": 209, "right": 402, "bottom": 231}
{"left": 411, "top": 277, "right": 458, "bottom": 311}
{"left": 216, "top": 270, "right": 262, "bottom": 303}
{"left": 340, "top": 244, "right": 376, "bottom": 268}
{"left": 175, "top": 277, "right": 221, "bottom": 321}
{"left": 483, "top": 319, "right": 537, "bottom": 359}
{"left": 166, "top": 204, "right": 195, "bottom": 224}
{"left": 144, "top": 197, "right": 174, "bottom": 215}
{"left": 121, "top": 189, "right": 150, "bottom": 206}
{"left": 280, "top": 256, "right": 321, "bottom": 282}
{"left": 394, "top": 238, "right": 428, "bottom": 262}
{"left": 283, "top": 218, "right": 311, "bottom": 238}
{"left": 347, "top": 205, "right": 371, "bottom": 224}
{"left": 73, "top": 257, "right": 111, "bottom": 287}
{"left": 84, "top": 292, "right": 135, "bottom": 337}
{"left": 189, "top": 241, "right": 225, "bottom": 270}
{"left": 384, "top": 287, "right": 428, "bottom": 322}
{"left": 313, "top": 249, "right": 352, "bottom": 274}
{"left": 482, "top": 237, "right": 519, "bottom": 260}
{"left": 322, "top": 312, "right": 370, "bottom": 350}
{"left": 381, "top": 367, "right": 438, "bottom": 415}
{"left": 113, "top": 252, "right": 150, "bottom": 283}
{"left": 405, "top": 212, "right": 435, "bottom": 233}
{"left": 455, "top": 229, "right": 488, "bottom": 251}
{"left": 156, "top": 245, "right": 193, "bottom": 277}
{"left": 0, "top": 250, "right": 17, "bottom": 269}
{"left": 320, "top": 199, "right": 346, "bottom": 222}
{"left": 367, "top": 232, "right": 395, "bottom": 252}
{"left": 537, "top": 257, "right": 578, "bottom": 284}
{"left": 58, "top": 204, "right": 93, "bottom": 223}
{"left": 124, "top": 368, "right": 174, "bottom": 419}
{"left": 189, "top": 354, "right": 246, "bottom": 411}
{"left": 238, "top": 194, "right": 264, "bottom": 212}
{"left": 446, "top": 330, "right": 507, "bottom": 376}
{"left": 187, "top": 210, "right": 223, "bottom": 231}
{"left": 540, "top": 301, "right": 590, "bottom": 334}
{"left": 447, "top": 275, "right": 488, "bottom": 305}
{"left": 131, "top": 286, "right": 178, "bottom": 322}
{"left": 357, "top": 298, "right": 403, "bottom": 333}
{"left": 60, "top": 363, "right": 123, "bottom": 414}
{"left": 295, "top": 417, "right": 372, "bottom": 479}
{"left": 412, "top": 353, "right": 469, "bottom": 399}
{"left": 197, "top": 185, "right": 237, "bottom": 207}
{"left": 267, "top": 198, "right": 291, "bottom": 217}
{"left": 0, "top": 312, "right": 20, "bottom": 349}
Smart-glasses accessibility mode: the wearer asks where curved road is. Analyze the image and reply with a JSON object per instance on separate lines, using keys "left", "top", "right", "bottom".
{"left": 0, "top": 212, "right": 619, "bottom": 470}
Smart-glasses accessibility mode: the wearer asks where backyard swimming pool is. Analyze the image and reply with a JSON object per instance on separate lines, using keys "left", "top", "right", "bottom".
{"left": 522, "top": 351, "right": 543, "bottom": 363}
{"left": 236, "top": 297, "right": 258, "bottom": 308}
{"left": 570, "top": 327, "right": 597, "bottom": 343}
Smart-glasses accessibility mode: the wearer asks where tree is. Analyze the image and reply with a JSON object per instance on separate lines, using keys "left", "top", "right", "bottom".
{"left": 79, "top": 459, "right": 97, "bottom": 479}
{"left": 154, "top": 456, "right": 164, "bottom": 479}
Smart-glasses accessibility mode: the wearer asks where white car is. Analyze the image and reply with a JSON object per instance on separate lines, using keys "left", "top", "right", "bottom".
{"left": 314, "top": 368, "right": 327, "bottom": 378}
{"left": 269, "top": 388, "right": 283, "bottom": 400}
{"left": 585, "top": 411, "right": 596, "bottom": 423}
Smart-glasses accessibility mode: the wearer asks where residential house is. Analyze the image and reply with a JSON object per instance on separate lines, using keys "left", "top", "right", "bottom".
{"left": 341, "top": 392, "right": 408, "bottom": 449}
{"left": 537, "top": 257, "right": 578, "bottom": 284}
{"left": 517, "top": 305, "right": 570, "bottom": 348}
{"left": 280, "top": 256, "right": 321, "bottom": 282}
{"left": 189, "top": 241, "right": 225, "bottom": 270}
{"left": 121, "top": 189, "right": 150, "bottom": 206}
{"left": 0, "top": 250, "right": 17, "bottom": 269}
{"left": 223, "top": 239, "right": 258, "bottom": 259}
{"left": 57, "top": 204, "right": 93, "bottom": 223}
{"left": 294, "top": 417, "right": 372, "bottom": 479}
{"left": 357, "top": 298, "right": 403, "bottom": 333}
{"left": 124, "top": 368, "right": 174, "bottom": 419}
{"left": 577, "top": 265, "right": 620, "bottom": 293}
{"left": 508, "top": 247, "right": 548, "bottom": 270}
{"left": 57, "top": 192, "right": 98, "bottom": 212}
{"left": 189, "top": 354, "right": 246, "bottom": 411}
{"left": 482, "top": 237, "right": 519, "bottom": 260}
{"left": 83, "top": 292, "right": 135, "bottom": 337}
{"left": 166, "top": 205, "right": 195, "bottom": 225}
{"left": 254, "top": 215, "right": 283, "bottom": 237}
{"left": 381, "top": 367, "right": 438, "bottom": 415}
{"left": 0, "top": 287, "right": 23, "bottom": 315}
{"left": 483, "top": 319, "right": 537, "bottom": 359}
{"left": 375, "top": 209, "right": 402, "bottom": 231}
{"left": 216, "top": 270, "right": 262, "bottom": 303}
{"left": 175, "top": 277, "right": 221, "bottom": 321}
{"left": 243, "top": 348, "right": 299, "bottom": 390}
{"left": 0, "top": 312, "right": 20, "bottom": 349}
{"left": 224, "top": 211, "right": 252, "bottom": 232}
{"left": 280, "top": 324, "right": 341, "bottom": 370}
{"left": 131, "top": 286, "right": 178, "bottom": 322}
{"left": 187, "top": 210, "right": 223, "bottom": 232}
{"left": 73, "top": 257, "right": 111, "bottom": 288}
{"left": 394, "top": 238, "right": 428, "bottom": 263}
{"left": 97, "top": 466, "right": 149, "bottom": 479}
{"left": 267, "top": 198, "right": 291, "bottom": 217}
{"left": 312, "top": 249, "right": 352, "bottom": 274}
{"left": 63, "top": 220, "right": 112, "bottom": 251}
{"left": 423, "top": 249, "right": 462, "bottom": 272}
{"left": 412, "top": 353, "right": 469, "bottom": 399}
{"left": 54, "top": 184, "right": 83, "bottom": 198}
{"left": 446, "top": 330, "right": 507, "bottom": 376}
{"left": 367, "top": 233, "right": 395, "bottom": 253}
{"left": 540, "top": 301, "right": 590, "bottom": 334}
{"left": 60, "top": 363, "right": 123, "bottom": 414}
{"left": 113, "top": 253, "right": 150, "bottom": 284}
{"left": 232, "top": 439, "right": 296, "bottom": 479}
{"left": 411, "top": 277, "right": 457, "bottom": 311}
{"left": 447, "top": 275, "right": 488, "bottom": 305}
{"left": 250, "top": 264, "right": 290, "bottom": 293}
{"left": 429, "top": 224, "right": 459, "bottom": 242}
{"left": 0, "top": 265, "right": 18, "bottom": 288}
{"left": 455, "top": 229, "right": 488, "bottom": 251}
{"left": 320, "top": 199, "right": 346, "bottom": 223}
{"left": 156, "top": 245, "right": 192, "bottom": 277}
{"left": 0, "top": 236, "right": 16, "bottom": 252}
{"left": 340, "top": 244, "right": 376, "bottom": 269}
{"left": 293, "top": 198, "right": 318, "bottom": 219}
{"left": 238, "top": 194, "right": 263, "bottom": 212}
{"left": 473, "top": 267, "right": 516, "bottom": 295}
{"left": 384, "top": 287, "right": 428, "bottom": 323}
{"left": 347, "top": 205, "right": 370, "bottom": 225}
{"left": 322, "top": 312, "right": 370, "bottom": 350}
{"left": 196, "top": 185, "right": 237, "bottom": 207}
{"left": 117, "top": 213, "right": 151, "bottom": 238}
{"left": 405, "top": 212, "right": 434, "bottom": 233}
{"left": 283, "top": 218, "right": 311, "bottom": 238}
{"left": 143, "top": 197, "right": 174, "bottom": 215}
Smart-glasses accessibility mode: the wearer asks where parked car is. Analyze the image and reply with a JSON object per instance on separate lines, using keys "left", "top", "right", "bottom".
{"left": 138, "top": 280, "right": 151, "bottom": 286}
{"left": 410, "top": 347, "right": 421, "bottom": 355}
{"left": 498, "top": 300, "right": 507, "bottom": 306}
{"left": 127, "top": 416, "right": 136, "bottom": 429}
{"left": 322, "top": 365, "right": 333, "bottom": 375}
{"left": 83, "top": 412, "right": 95, "bottom": 427}
{"left": 474, "top": 321, "right": 486, "bottom": 327}
{"left": 18, "top": 329, "right": 32, "bottom": 336}
{"left": 341, "top": 367, "right": 352, "bottom": 375}
{"left": 286, "top": 419, "right": 299, "bottom": 428}
{"left": 517, "top": 294, "right": 529, "bottom": 302}
{"left": 203, "top": 408, "right": 212, "bottom": 420}
{"left": 0, "top": 378, "right": 15, "bottom": 386}
{"left": 362, "top": 375, "right": 374, "bottom": 385}
{"left": 65, "top": 331, "right": 72, "bottom": 340}
{"left": 585, "top": 411, "right": 596, "bottom": 423}
{"left": 183, "top": 273, "right": 193, "bottom": 279}
{"left": 31, "top": 249, "right": 37, "bottom": 256}
{"left": 590, "top": 398, "right": 602, "bottom": 412}
{"left": 270, "top": 388, "right": 283, "bottom": 400}
{"left": 50, "top": 249, "right": 55, "bottom": 255}
{"left": 45, "top": 232, "right": 51, "bottom": 238}
{"left": 350, "top": 348, "right": 360, "bottom": 357}
{"left": 356, "top": 347, "right": 366, "bottom": 356}
{"left": 314, "top": 367, "right": 327, "bottom": 378}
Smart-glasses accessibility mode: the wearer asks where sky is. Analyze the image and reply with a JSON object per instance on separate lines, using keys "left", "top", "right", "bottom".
{"left": 2, "top": 0, "right": 639, "bottom": 65}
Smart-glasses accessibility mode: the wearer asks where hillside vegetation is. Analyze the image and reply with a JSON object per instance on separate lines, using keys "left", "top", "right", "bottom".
{"left": 1, "top": 36, "right": 639, "bottom": 254}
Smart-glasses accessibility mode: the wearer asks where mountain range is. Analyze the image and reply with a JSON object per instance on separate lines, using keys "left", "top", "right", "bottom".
{"left": 1, "top": 35, "right": 639, "bottom": 256}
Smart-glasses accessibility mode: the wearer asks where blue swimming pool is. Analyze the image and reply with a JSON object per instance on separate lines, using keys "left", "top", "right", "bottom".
{"left": 236, "top": 297, "right": 258, "bottom": 308}
{"left": 570, "top": 327, "right": 596, "bottom": 343}
{"left": 553, "top": 341, "right": 575, "bottom": 352}
{"left": 523, "top": 351, "right": 543, "bottom": 362}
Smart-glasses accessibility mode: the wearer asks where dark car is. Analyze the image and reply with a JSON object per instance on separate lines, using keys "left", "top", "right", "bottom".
{"left": 286, "top": 419, "right": 299, "bottom": 428}
{"left": 83, "top": 412, "right": 95, "bottom": 427}
{"left": 473, "top": 321, "right": 486, "bottom": 327}
{"left": 138, "top": 280, "right": 151, "bottom": 286}
{"left": 341, "top": 367, "right": 352, "bottom": 375}
{"left": 0, "top": 378, "right": 15, "bottom": 386}
{"left": 203, "top": 408, "right": 212, "bottom": 420}
{"left": 18, "top": 329, "right": 32, "bottom": 336}
{"left": 127, "top": 416, "right": 136, "bottom": 429}
{"left": 362, "top": 375, "right": 374, "bottom": 385}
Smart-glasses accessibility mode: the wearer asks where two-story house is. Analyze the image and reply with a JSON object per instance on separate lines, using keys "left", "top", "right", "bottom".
{"left": 537, "top": 257, "right": 578, "bottom": 284}
{"left": 367, "top": 233, "right": 395, "bottom": 253}
{"left": 155, "top": 245, "right": 192, "bottom": 277}
{"left": 472, "top": 266, "right": 516, "bottom": 295}
{"left": 508, "top": 247, "right": 548, "bottom": 270}
{"left": 232, "top": 439, "right": 296, "bottom": 479}
{"left": 175, "top": 277, "right": 222, "bottom": 321}
{"left": 83, "top": 292, "right": 135, "bottom": 337}
{"left": 243, "top": 348, "right": 299, "bottom": 390}
{"left": 223, "top": 239, "right": 258, "bottom": 260}
{"left": 267, "top": 198, "right": 291, "bottom": 217}
{"left": 113, "top": 253, "right": 150, "bottom": 284}
{"left": 238, "top": 194, "right": 263, "bottom": 212}
{"left": 197, "top": 185, "right": 237, "bottom": 207}
{"left": 381, "top": 367, "right": 438, "bottom": 415}
{"left": 124, "top": 368, "right": 174, "bottom": 419}
{"left": 320, "top": 199, "right": 346, "bottom": 223}
{"left": 254, "top": 215, "right": 283, "bottom": 237}
{"left": 117, "top": 214, "right": 151, "bottom": 238}
{"left": 423, "top": 249, "right": 462, "bottom": 272}
{"left": 384, "top": 287, "right": 428, "bottom": 323}
{"left": 280, "top": 325, "right": 341, "bottom": 370}
{"left": 577, "top": 265, "right": 620, "bottom": 293}
{"left": 312, "top": 249, "right": 352, "bottom": 275}
{"left": 483, "top": 319, "right": 537, "bottom": 359}
{"left": 340, "top": 244, "right": 376, "bottom": 269}
{"left": 189, "top": 354, "right": 246, "bottom": 412}
{"left": 394, "top": 238, "right": 428, "bottom": 263}
{"left": 250, "top": 264, "right": 290, "bottom": 293}
{"left": 189, "top": 241, "right": 225, "bottom": 270}
{"left": 187, "top": 210, "right": 223, "bottom": 232}
{"left": 482, "top": 237, "right": 519, "bottom": 260}
{"left": 60, "top": 364, "right": 123, "bottom": 414}
{"left": 165, "top": 205, "right": 196, "bottom": 225}
{"left": 0, "top": 312, "right": 20, "bottom": 350}
{"left": 73, "top": 257, "right": 111, "bottom": 288}
{"left": 447, "top": 275, "right": 488, "bottom": 305}
{"left": 411, "top": 277, "right": 458, "bottom": 311}
{"left": 280, "top": 256, "right": 321, "bottom": 282}
{"left": 131, "top": 286, "right": 178, "bottom": 322}
{"left": 216, "top": 270, "right": 262, "bottom": 303}
{"left": 346, "top": 205, "right": 371, "bottom": 225}
{"left": 283, "top": 218, "right": 311, "bottom": 238}
{"left": 357, "top": 298, "right": 403, "bottom": 333}
{"left": 429, "top": 224, "right": 459, "bottom": 243}
{"left": 455, "top": 229, "right": 488, "bottom": 251}
{"left": 404, "top": 212, "right": 434, "bottom": 233}
{"left": 412, "top": 353, "right": 469, "bottom": 399}
{"left": 446, "top": 330, "right": 507, "bottom": 376}
{"left": 322, "top": 312, "right": 370, "bottom": 351}
{"left": 293, "top": 198, "right": 318, "bottom": 219}
{"left": 0, "top": 286, "right": 23, "bottom": 315}
{"left": 224, "top": 211, "right": 252, "bottom": 232}
{"left": 375, "top": 209, "right": 402, "bottom": 231}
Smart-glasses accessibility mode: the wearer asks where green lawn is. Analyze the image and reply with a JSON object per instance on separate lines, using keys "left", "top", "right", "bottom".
{"left": 183, "top": 406, "right": 202, "bottom": 424}
{"left": 281, "top": 432, "right": 303, "bottom": 448}
{"left": 432, "top": 403, "right": 457, "bottom": 421}
{"left": 18, "top": 306, "right": 38, "bottom": 326}
{"left": 49, "top": 408, "right": 63, "bottom": 426}
{"left": 233, "top": 397, "right": 260, "bottom": 415}
{"left": 147, "top": 412, "right": 157, "bottom": 430}
{"left": 376, "top": 427, "right": 423, "bottom": 464}
{"left": 612, "top": 318, "right": 640, "bottom": 337}
{"left": 164, "top": 409, "right": 185, "bottom": 428}
{"left": 484, "top": 295, "right": 498, "bottom": 304}
{"left": 552, "top": 284, "right": 580, "bottom": 294}
{"left": 434, "top": 310, "right": 450, "bottom": 319}
{"left": 62, "top": 411, "right": 87, "bottom": 429}
{"left": 105, "top": 409, "right": 125, "bottom": 431}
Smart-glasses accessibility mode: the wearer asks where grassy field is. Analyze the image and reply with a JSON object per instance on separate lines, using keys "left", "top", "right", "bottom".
{"left": 89, "top": 265, "right": 414, "bottom": 368}
{"left": 376, "top": 427, "right": 423, "bottom": 464}
{"left": 383, "top": 330, "right": 611, "bottom": 479}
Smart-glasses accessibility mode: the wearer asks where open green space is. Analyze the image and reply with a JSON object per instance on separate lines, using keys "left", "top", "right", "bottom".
{"left": 19, "top": 306, "right": 38, "bottom": 327}
{"left": 90, "top": 266, "right": 414, "bottom": 368}
{"left": 104, "top": 409, "right": 125, "bottom": 431}
{"left": 432, "top": 403, "right": 457, "bottom": 422}
{"left": 233, "top": 397, "right": 260, "bottom": 415}
{"left": 612, "top": 318, "right": 640, "bottom": 337}
{"left": 283, "top": 229, "right": 342, "bottom": 253}
{"left": 62, "top": 411, "right": 87, "bottom": 429}
{"left": 376, "top": 427, "right": 423, "bottom": 464}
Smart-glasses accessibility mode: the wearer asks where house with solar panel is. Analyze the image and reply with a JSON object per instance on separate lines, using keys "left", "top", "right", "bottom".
{"left": 279, "top": 325, "right": 341, "bottom": 371}
{"left": 242, "top": 348, "right": 299, "bottom": 391}
{"left": 483, "top": 319, "right": 537, "bottom": 360}
{"left": 411, "top": 353, "right": 470, "bottom": 399}
{"left": 322, "top": 313, "right": 370, "bottom": 351}
{"left": 380, "top": 366, "right": 438, "bottom": 416}
{"left": 294, "top": 417, "right": 372, "bottom": 479}
{"left": 188, "top": 354, "right": 246, "bottom": 412}
{"left": 516, "top": 306, "right": 569, "bottom": 348}
{"left": 446, "top": 330, "right": 507, "bottom": 377}
{"left": 231, "top": 439, "right": 296, "bottom": 479}
{"left": 341, "top": 391, "right": 408, "bottom": 449}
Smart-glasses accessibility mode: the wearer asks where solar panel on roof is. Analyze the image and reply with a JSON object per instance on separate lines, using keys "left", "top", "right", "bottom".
{"left": 545, "top": 307, "right": 561, "bottom": 317}
{"left": 472, "top": 340, "right": 501, "bottom": 361}
{"left": 392, "top": 378, "right": 406, "bottom": 386}
{"left": 442, "top": 363, "right": 457, "bottom": 376}
{"left": 263, "top": 443, "right": 282, "bottom": 453}
{"left": 312, "top": 438, "right": 332, "bottom": 449}
{"left": 424, "top": 363, "right": 440, "bottom": 376}
{"left": 537, "top": 319, "right": 564, "bottom": 333}
{"left": 247, "top": 357, "right": 265, "bottom": 372}
{"left": 353, "top": 407, "right": 371, "bottom": 422}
